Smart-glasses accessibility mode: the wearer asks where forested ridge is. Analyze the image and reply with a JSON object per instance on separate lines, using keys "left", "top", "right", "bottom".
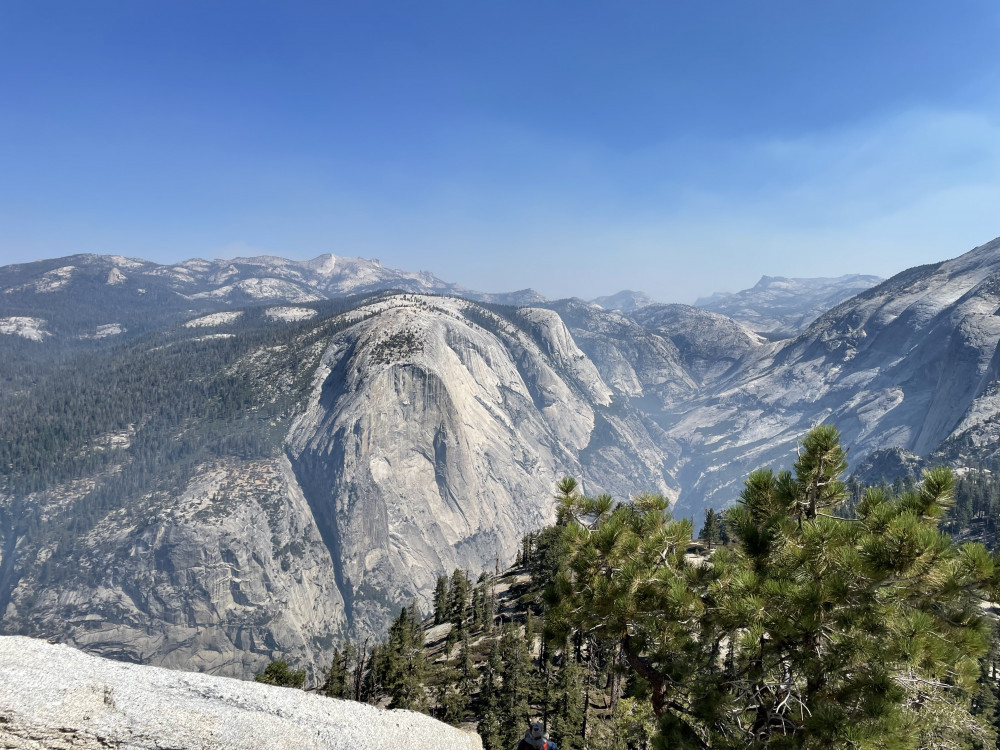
{"left": 265, "top": 426, "right": 1000, "bottom": 750}
{"left": 0, "top": 297, "right": 383, "bottom": 620}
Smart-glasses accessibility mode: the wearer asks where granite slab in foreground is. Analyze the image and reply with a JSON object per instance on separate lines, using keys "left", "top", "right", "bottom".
{"left": 0, "top": 636, "right": 482, "bottom": 749}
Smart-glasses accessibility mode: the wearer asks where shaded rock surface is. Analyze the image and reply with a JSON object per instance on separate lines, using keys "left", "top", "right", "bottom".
{"left": 3, "top": 458, "right": 348, "bottom": 680}
{"left": 0, "top": 636, "right": 481, "bottom": 750}
{"left": 629, "top": 303, "right": 769, "bottom": 386}
{"left": 545, "top": 299, "right": 696, "bottom": 408}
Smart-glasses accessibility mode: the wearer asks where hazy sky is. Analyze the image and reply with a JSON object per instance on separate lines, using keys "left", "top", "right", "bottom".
{"left": 2, "top": 1, "right": 999, "bottom": 301}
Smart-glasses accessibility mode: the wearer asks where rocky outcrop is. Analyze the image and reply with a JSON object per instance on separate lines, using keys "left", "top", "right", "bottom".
{"left": 0, "top": 636, "right": 482, "bottom": 750}
{"left": 543, "top": 299, "right": 697, "bottom": 413}
{"left": 630, "top": 304, "right": 768, "bottom": 386}
{"left": 590, "top": 290, "right": 657, "bottom": 313}
{"left": 0, "top": 292, "right": 674, "bottom": 675}
{"left": 3, "top": 458, "right": 347, "bottom": 680}
{"left": 285, "top": 295, "right": 673, "bottom": 634}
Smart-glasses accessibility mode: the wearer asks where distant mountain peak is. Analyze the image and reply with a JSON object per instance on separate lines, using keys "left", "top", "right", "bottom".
{"left": 696, "top": 273, "right": 883, "bottom": 337}
{"left": 752, "top": 273, "right": 881, "bottom": 290}
{"left": 301, "top": 253, "right": 338, "bottom": 275}
{"left": 590, "top": 290, "right": 658, "bottom": 313}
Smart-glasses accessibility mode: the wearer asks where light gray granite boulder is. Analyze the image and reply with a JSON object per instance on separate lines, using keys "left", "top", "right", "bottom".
{"left": 0, "top": 636, "right": 482, "bottom": 750}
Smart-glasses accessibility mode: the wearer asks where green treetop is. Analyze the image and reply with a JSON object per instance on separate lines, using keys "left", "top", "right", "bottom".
{"left": 700, "top": 507, "right": 720, "bottom": 550}
{"left": 547, "top": 424, "right": 1000, "bottom": 749}
{"left": 433, "top": 574, "right": 449, "bottom": 625}
{"left": 254, "top": 659, "right": 306, "bottom": 689}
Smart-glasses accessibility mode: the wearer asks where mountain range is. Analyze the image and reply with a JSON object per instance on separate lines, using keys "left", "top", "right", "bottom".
{"left": 1, "top": 238, "right": 998, "bottom": 678}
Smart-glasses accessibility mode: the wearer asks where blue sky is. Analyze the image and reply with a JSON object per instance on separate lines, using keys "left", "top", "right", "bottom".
{"left": 2, "top": 1, "right": 999, "bottom": 301}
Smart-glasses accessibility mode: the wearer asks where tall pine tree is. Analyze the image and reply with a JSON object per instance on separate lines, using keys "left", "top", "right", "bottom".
{"left": 548, "top": 424, "right": 1000, "bottom": 749}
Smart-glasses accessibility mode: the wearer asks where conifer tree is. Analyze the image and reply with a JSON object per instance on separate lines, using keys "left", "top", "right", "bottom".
{"left": 473, "top": 572, "right": 492, "bottom": 627}
{"left": 484, "top": 580, "right": 497, "bottom": 632}
{"left": 548, "top": 425, "right": 1000, "bottom": 749}
{"left": 549, "top": 650, "right": 586, "bottom": 750}
{"left": 376, "top": 604, "right": 428, "bottom": 711}
{"left": 970, "top": 623, "right": 1000, "bottom": 749}
{"left": 321, "top": 643, "right": 357, "bottom": 698}
{"left": 434, "top": 628, "right": 475, "bottom": 725}
{"left": 555, "top": 476, "right": 582, "bottom": 526}
{"left": 700, "top": 507, "right": 719, "bottom": 550}
{"left": 254, "top": 659, "right": 306, "bottom": 688}
{"left": 433, "top": 574, "right": 449, "bottom": 625}
{"left": 448, "top": 568, "right": 470, "bottom": 629}
{"left": 433, "top": 658, "right": 466, "bottom": 724}
{"left": 409, "top": 600, "right": 424, "bottom": 649}
{"left": 353, "top": 637, "right": 373, "bottom": 702}
{"left": 496, "top": 621, "right": 534, "bottom": 747}
{"left": 478, "top": 633, "right": 505, "bottom": 750}
{"left": 471, "top": 583, "right": 483, "bottom": 628}
{"left": 458, "top": 628, "right": 476, "bottom": 700}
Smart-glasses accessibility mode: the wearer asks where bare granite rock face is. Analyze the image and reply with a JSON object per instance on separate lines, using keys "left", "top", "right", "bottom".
{"left": 3, "top": 457, "right": 347, "bottom": 680}
{"left": 0, "top": 292, "right": 672, "bottom": 677}
{"left": 286, "top": 295, "right": 673, "bottom": 634}
{"left": 629, "top": 303, "right": 769, "bottom": 386}
{"left": 0, "top": 636, "right": 482, "bottom": 750}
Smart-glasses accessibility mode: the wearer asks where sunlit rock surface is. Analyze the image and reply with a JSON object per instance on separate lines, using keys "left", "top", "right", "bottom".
{"left": 286, "top": 295, "right": 672, "bottom": 634}
{"left": 0, "top": 636, "right": 482, "bottom": 750}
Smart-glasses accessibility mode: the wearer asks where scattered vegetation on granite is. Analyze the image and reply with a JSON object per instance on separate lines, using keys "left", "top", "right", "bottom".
{"left": 369, "top": 329, "right": 424, "bottom": 365}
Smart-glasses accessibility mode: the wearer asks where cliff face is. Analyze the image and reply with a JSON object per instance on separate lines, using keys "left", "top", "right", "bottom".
{"left": 0, "top": 318, "right": 352, "bottom": 679}
{"left": 285, "top": 295, "right": 672, "bottom": 633}
{"left": 0, "top": 636, "right": 482, "bottom": 750}
{"left": 3, "top": 457, "right": 347, "bottom": 679}
{"left": 694, "top": 273, "right": 883, "bottom": 337}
